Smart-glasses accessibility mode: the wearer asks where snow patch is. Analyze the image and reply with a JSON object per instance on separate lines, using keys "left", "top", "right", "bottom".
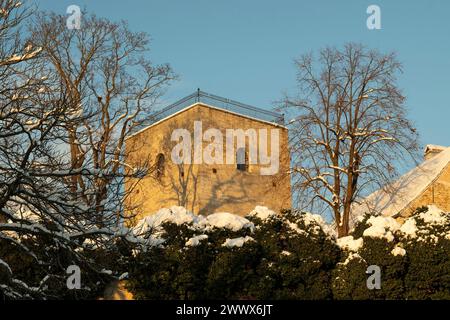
{"left": 222, "top": 236, "right": 255, "bottom": 248}
{"left": 199, "top": 212, "right": 254, "bottom": 232}
{"left": 337, "top": 236, "right": 363, "bottom": 252}
{"left": 400, "top": 219, "right": 417, "bottom": 238}
{"left": 297, "top": 211, "right": 335, "bottom": 237}
{"left": 391, "top": 246, "right": 406, "bottom": 256}
{"left": 248, "top": 206, "right": 276, "bottom": 220}
{"left": 100, "top": 269, "right": 113, "bottom": 275}
{"left": 363, "top": 216, "right": 400, "bottom": 241}
{"left": 418, "top": 205, "right": 447, "bottom": 225}
{"left": 340, "top": 252, "right": 363, "bottom": 266}
{"left": 286, "top": 221, "right": 307, "bottom": 235}
{"left": 132, "top": 206, "right": 200, "bottom": 235}
{"left": 302, "top": 212, "right": 326, "bottom": 226}
{"left": 398, "top": 205, "right": 449, "bottom": 242}
{"left": 185, "top": 234, "right": 208, "bottom": 247}
{"left": 132, "top": 206, "right": 257, "bottom": 247}
{"left": 119, "top": 272, "right": 129, "bottom": 280}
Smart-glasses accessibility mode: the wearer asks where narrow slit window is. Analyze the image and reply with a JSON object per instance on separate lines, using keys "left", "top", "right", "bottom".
{"left": 236, "top": 147, "right": 249, "bottom": 172}
{"left": 155, "top": 153, "right": 165, "bottom": 180}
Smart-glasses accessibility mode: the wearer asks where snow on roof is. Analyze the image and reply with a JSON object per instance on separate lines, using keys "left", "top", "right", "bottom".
{"left": 352, "top": 146, "right": 450, "bottom": 219}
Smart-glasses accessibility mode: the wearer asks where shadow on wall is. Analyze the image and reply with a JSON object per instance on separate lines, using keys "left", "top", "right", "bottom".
{"left": 125, "top": 108, "right": 291, "bottom": 218}
{"left": 197, "top": 171, "right": 250, "bottom": 215}
{"left": 157, "top": 118, "right": 279, "bottom": 215}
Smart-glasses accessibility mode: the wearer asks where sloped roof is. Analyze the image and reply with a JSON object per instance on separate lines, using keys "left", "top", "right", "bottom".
{"left": 351, "top": 146, "right": 450, "bottom": 219}
{"left": 126, "top": 90, "right": 286, "bottom": 140}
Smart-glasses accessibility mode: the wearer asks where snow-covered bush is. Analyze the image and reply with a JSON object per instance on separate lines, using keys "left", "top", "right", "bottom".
{"left": 332, "top": 205, "right": 450, "bottom": 299}
{"left": 114, "top": 204, "right": 450, "bottom": 300}
{"left": 125, "top": 206, "right": 341, "bottom": 300}
{"left": 401, "top": 206, "right": 450, "bottom": 299}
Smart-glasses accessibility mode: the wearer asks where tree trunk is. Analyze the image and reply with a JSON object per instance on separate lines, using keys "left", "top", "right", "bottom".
{"left": 337, "top": 222, "right": 349, "bottom": 238}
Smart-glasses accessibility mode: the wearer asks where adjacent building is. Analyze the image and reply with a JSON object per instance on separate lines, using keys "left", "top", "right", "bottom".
{"left": 352, "top": 144, "right": 450, "bottom": 223}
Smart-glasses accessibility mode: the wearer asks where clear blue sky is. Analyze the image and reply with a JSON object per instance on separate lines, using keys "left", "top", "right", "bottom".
{"left": 34, "top": 0, "right": 450, "bottom": 149}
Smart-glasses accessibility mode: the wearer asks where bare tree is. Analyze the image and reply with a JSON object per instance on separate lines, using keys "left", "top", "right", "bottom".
{"left": 29, "top": 12, "right": 176, "bottom": 226}
{"left": 285, "top": 44, "right": 419, "bottom": 237}
{"left": 0, "top": 2, "right": 149, "bottom": 299}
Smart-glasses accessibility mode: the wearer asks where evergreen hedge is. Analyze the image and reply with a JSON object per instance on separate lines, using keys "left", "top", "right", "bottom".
{"left": 126, "top": 206, "right": 449, "bottom": 300}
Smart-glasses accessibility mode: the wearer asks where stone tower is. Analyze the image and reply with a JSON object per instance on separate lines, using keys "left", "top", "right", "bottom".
{"left": 124, "top": 91, "right": 291, "bottom": 221}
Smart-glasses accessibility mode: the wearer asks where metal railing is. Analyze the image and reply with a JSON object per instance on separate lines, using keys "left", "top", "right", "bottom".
{"left": 148, "top": 89, "right": 285, "bottom": 125}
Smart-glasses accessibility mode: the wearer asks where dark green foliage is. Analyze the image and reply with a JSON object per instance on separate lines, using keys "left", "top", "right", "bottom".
{"left": 332, "top": 237, "right": 408, "bottom": 300}
{"left": 333, "top": 206, "right": 450, "bottom": 300}
{"left": 5, "top": 205, "right": 445, "bottom": 300}
{"left": 126, "top": 210, "right": 341, "bottom": 300}
{"left": 126, "top": 206, "right": 449, "bottom": 300}
{"left": 331, "top": 254, "right": 368, "bottom": 299}
{"left": 402, "top": 209, "right": 450, "bottom": 299}
{"left": 404, "top": 239, "right": 450, "bottom": 299}
{"left": 351, "top": 212, "right": 378, "bottom": 239}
